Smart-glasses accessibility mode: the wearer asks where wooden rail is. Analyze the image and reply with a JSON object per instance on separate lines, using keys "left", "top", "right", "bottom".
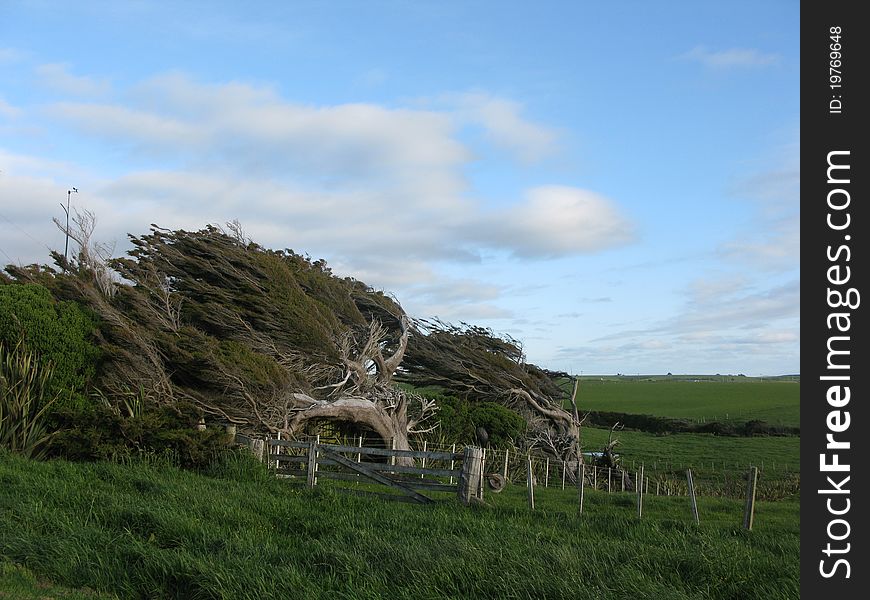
{"left": 259, "top": 438, "right": 477, "bottom": 504}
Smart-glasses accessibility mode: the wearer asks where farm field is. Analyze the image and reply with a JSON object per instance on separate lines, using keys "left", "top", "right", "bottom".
{"left": 579, "top": 427, "right": 800, "bottom": 473}
{"left": 1, "top": 451, "right": 799, "bottom": 600}
{"left": 566, "top": 376, "right": 800, "bottom": 427}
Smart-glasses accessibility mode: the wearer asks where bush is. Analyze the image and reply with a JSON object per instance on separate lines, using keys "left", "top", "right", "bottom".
{"left": 429, "top": 391, "right": 526, "bottom": 447}
{"left": 46, "top": 399, "right": 232, "bottom": 470}
{"left": 0, "top": 284, "right": 100, "bottom": 401}
{"left": 469, "top": 402, "right": 527, "bottom": 447}
{"left": 0, "top": 340, "right": 61, "bottom": 459}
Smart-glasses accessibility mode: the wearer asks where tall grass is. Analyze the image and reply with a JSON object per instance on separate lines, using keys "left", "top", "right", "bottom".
{"left": 1, "top": 451, "right": 799, "bottom": 600}
{"left": 0, "top": 340, "right": 61, "bottom": 459}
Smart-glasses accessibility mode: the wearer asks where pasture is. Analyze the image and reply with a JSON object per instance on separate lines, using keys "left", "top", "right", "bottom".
{"left": 567, "top": 376, "right": 800, "bottom": 427}
{"left": 0, "top": 450, "right": 799, "bottom": 600}
{"left": 579, "top": 427, "right": 799, "bottom": 473}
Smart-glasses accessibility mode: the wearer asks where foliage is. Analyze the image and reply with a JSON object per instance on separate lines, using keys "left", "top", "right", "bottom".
{"left": 0, "top": 284, "right": 100, "bottom": 401}
{"left": 581, "top": 410, "right": 799, "bottom": 437}
{"left": 0, "top": 340, "right": 61, "bottom": 459}
{"left": 72, "top": 224, "right": 411, "bottom": 432}
{"left": 402, "top": 319, "right": 578, "bottom": 458}
{"left": 0, "top": 451, "right": 800, "bottom": 600}
{"left": 45, "top": 399, "right": 231, "bottom": 470}
{"left": 428, "top": 391, "right": 526, "bottom": 447}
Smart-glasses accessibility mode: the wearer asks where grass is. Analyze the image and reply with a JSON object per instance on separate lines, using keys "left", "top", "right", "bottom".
{"left": 566, "top": 376, "right": 800, "bottom": 427}
{"left": 1, "top": 450, "right": 799, "bottom": 600}
{"left": 0, "top": 560, "right": 116, "bottom": 599}
{"left": 579, "top": 427, "right": 800, "bottom": 472}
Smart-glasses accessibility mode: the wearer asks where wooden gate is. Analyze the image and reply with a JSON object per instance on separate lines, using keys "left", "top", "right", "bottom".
{"left": 265, "top": 439, "right": 477, "bottom": 504}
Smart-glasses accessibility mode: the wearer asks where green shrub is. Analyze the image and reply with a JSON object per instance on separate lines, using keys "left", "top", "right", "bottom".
{"left": 429, "top": 391, "right": 526, "bottom": 447}
{"left": 46, "top": 399, "right": 231, "bottom": 470}
{"left": 0, "top": 284, "right": 100, "bottom": 400}
{"left": 469, "top": 402, "right": 527, "bottom": 447}
{"left": 0, "top": 340, "right": 61, "bottom": 459}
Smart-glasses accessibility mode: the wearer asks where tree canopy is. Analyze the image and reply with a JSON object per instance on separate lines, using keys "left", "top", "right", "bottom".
{"left": 4, "top": 222, "right": 579, "bottom": 460}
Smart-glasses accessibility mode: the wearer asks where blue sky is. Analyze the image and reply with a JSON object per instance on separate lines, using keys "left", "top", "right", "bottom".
{"left": 0, "top": 1, "right": 799, "bottom": 375}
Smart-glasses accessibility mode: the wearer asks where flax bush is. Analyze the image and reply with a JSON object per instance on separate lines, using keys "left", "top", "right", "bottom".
{"left": 0, "top": 340, "right": 60, "bottom": 459}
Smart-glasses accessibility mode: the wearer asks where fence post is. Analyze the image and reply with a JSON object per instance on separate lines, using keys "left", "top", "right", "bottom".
{"left": 458, "top": 447, "right": 484, "bottom": 505}
{"left": 449, "top": 443, "right": 456, "bottom": 485}
{"left": 479, "top": 448, "right": 487, "bottom": 502}
{"left": 527, "top": 455, "right": 535, "bottom": 510}
{"left": 306, "top": 440, "right": 317, "bottom": 488}
{"left": 390, "top": 437, "right": 396, "bottom": 474}
{"left": 544, "top": 458, "right": 550, "bottom": 488}
{"left": 357, "top": 434, "right": 362, "bottom": 463}
{"left": 743, "top": 466, "right": 759, "bottom": 530}
{"left": 592, "top": 465, "right": 597, "bottom": 489}
{"left": 250, "top": 438, "right": 265, "bottom": 463}
{"left": 503, "top": 448, "right": 510, "bottom": 479}
{"left": 686, "top": 469, "right": 700, "bottom": 524}
{"left": 621, "top": 469, "right": 626, "bottom": 493}
{"left": 561, "top": 461, "right": 566, "bottom": 490}
{"left": 607, "top": 467, "right": 612, "bottom": 494}
{"left": 275, "top": 431, "right": 281, "bottom": 470}
{"left": 421, "top": 441, "right": 427, "bottom": 479}
{"left": 637, "top": 464, "right": 644, "bottom": 519}
{"left": 578, "top": 462, "right": 585, "bottom": 514}
{"left": 314, "top": 434, "right": 320, "bottom": 485}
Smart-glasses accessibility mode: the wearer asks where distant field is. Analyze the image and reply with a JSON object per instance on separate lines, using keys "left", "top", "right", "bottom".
{"left": 579, "top": 426, "right": 800, "bottom": 473}
{"left": 565, "top": 376, "right": 800, "bottom": 427}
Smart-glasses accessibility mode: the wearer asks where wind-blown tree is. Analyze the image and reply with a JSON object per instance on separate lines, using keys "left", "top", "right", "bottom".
{"left": 401, "top": 319, "right": 581, "bottom": 463}
{"left": 8, "top": 219, "right": 579, "bottom": 464}
{"left": 30, "top": 223, "right": 437, "bottom": 454}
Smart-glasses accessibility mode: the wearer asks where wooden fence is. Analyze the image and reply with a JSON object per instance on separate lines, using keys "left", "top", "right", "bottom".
{"left": 232, "top": 433, "right": 783, "bottom": 527}
{"left": 237, "top": 435, "right": 485, "bottom": 505}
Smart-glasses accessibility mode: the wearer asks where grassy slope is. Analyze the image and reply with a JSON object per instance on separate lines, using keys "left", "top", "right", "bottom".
{"left": 1, "top": 452, "right": 798, "bottom": 600}
{"left": 568, "top": 377, "right": 800, "bottom": 427}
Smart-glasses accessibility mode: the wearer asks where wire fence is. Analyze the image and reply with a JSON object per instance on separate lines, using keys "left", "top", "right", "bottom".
{"left": 238, "top": 429, "right": 798, "bottom": 502}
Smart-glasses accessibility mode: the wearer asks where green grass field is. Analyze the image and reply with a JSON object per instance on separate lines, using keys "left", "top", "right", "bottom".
{"left": 1, "top": 451, "right": 799, "bottom": 600}
{"left": 579, "top": 427, "right": 799, "bottom": 472}
{"left": 566, "top": 377, "right": 800, "bottom": 427}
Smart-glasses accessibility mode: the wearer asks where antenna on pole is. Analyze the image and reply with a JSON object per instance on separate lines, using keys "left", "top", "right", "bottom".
{"left": 61, "top": 187, "right": 78, "bottom": 271}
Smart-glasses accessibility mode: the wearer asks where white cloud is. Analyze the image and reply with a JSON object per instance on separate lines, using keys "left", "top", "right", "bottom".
{"left": 563, "top": 276, "right": 799, "bottom": 374}
{"left": 720, "top": 140, "right": 799, "bottom": 271}
{"left": 721, "top": 214, "right": 799, "bottom": 270}
{"left": 0, "top": 97, "right": 20, "bottom": 119}
{"left": 471, "top": 185, "right": 635, "bottom": 258}
{"left": 36, "top": 63, "right": 110, "bottom": 96}
{"left": 3, "top": 73, "right": 640, "bottom": 329}
{"left": 0, "top": 48, "right": 24, "bottom": 64}
{"left": 37, "top": 75, "right": 635, "bottom": 265}
{"left": 681, "top": 46, "right": 781, "bottom": 69}
{"left": 51, "top": 102, "right": 199, "bottom": 146}
{"left": 447, "top": 91, "right": 558, "bottom": 162}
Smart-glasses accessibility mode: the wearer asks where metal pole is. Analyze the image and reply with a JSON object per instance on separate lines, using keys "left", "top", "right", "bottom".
{"left": 61, "top": 187, "right": 77, "bottom": 270}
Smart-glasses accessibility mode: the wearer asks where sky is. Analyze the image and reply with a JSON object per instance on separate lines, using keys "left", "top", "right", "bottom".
{"left": 0, "top": 1, "right": 800, "bottom": 375}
